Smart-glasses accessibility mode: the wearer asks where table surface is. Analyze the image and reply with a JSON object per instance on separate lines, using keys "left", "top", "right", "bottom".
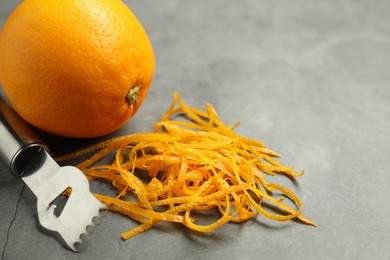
{"left": 1, "top": 1, "right": 390, "bottom": 259}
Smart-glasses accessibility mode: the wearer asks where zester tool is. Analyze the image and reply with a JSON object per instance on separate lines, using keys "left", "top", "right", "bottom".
{"left": 0, "top": 95, "right": 105, "bottom": 251}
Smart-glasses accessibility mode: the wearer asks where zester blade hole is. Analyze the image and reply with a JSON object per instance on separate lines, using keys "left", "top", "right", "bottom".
{"left": 73, "top": 241, "right": 81, "bottom": 251}
{"left": 49, "top": 187, "right": 72, "bottom": 217}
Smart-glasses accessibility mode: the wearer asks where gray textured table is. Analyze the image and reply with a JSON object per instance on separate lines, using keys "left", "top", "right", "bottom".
{"left": 1, "top": 1, "right": 390, "bottom": 259}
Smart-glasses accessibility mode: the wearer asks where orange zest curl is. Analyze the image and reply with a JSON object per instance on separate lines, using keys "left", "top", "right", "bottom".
{"left": 56, "top": 92, "right": 315, "bottom": 240}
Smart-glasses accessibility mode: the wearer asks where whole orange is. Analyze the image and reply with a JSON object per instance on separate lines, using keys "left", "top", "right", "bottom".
{"left": 0, "top": 0, "right": 155, "bottom": 138}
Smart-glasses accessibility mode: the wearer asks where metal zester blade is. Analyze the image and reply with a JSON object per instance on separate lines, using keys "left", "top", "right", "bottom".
{"left": 0, "top": 95, "right": 105, "bottom": 251}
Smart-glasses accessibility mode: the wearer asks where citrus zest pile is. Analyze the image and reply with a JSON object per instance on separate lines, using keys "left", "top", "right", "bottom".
{"left": 56, "top": 92, "right": 315, "bottom": 240}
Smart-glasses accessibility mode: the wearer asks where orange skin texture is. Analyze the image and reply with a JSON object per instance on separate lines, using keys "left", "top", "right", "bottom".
{"left": 0, "top": 0, "right": 155, "bottom": 138}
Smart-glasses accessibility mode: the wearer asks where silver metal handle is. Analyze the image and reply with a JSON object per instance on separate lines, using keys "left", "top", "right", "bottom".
{"left": 0, "top": 96, "right": 49, "bottom": 177}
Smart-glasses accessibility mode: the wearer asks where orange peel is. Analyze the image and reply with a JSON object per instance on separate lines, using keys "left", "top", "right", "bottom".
{"left": 56, "top": 92, "right": 315, "bottom": 240}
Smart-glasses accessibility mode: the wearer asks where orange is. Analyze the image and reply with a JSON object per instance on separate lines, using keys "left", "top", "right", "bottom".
{"left": 0, "top": 0, "right": 155, "bottom": 138}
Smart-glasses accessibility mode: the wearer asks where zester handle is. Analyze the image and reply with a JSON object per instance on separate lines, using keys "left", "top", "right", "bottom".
{"left": 0, "top": 96, "right": 49, "bottom": 177}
